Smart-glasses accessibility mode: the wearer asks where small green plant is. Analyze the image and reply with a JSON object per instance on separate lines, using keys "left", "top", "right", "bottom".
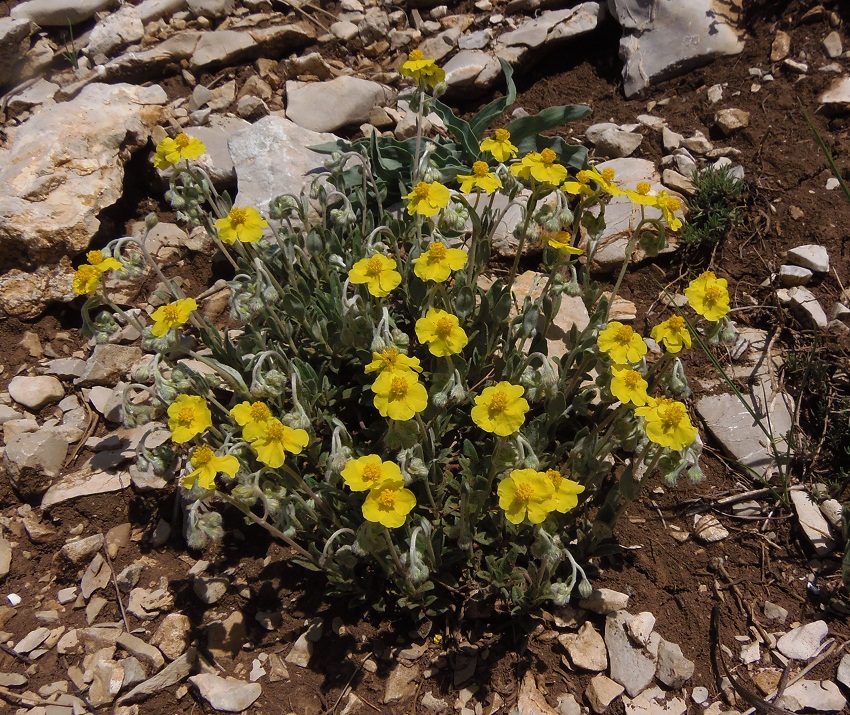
{"left": 680, "top": 165, "right": 746, "bottom": 248}
{"left": 61, "top": 21, "right": 80, "bottom": 70}
{"left": 71, "top": 57, "right": 729, "bottom": 617}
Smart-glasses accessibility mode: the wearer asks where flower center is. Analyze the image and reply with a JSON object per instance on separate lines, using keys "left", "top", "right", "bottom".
{"left": 362, "top": 464, "right": 382, "bottom": 483}
{"left": 636, "top": 181, "right": 651, "bottom": 195}
{"left": 488, "top": 391, "right": 508, "bottom": 412}
{"left": 660, "top": 403, "right": 686, "bottom": 430}
{"left": 77, "top": 265, "right": 99, "bottom": 281}
{"left": 427, "top": 242, "right": 447, "bottom": 261}
{"left": 250, "top": 402, "right": 271, "bottom": 421}
{"left": 229, "top": 207, "right": 247, "bottom": 225}
{"left": 602, "top": 168, "right": 615, "bottom": 182}
{"left": 389, "top": 376, "right": 410, "bottom": 400}
{"left": 576, "top": 170, "right": 591, "bottom": 184}
{"left": 704, "top": 286, "right": 724, "bottom": 302}
{"left": 434, "top": 317, "right": 454, "bottom": 338}
{"left": 408, "top": 49, "right": 424, "bottom": 61}
{"left": 623, "top": 371, "right": 641, "bottom": 389}
{"left": 175, "top": 133, "right": 191, "bottom": 148}
{"left": 366, "top": 256, "right": 385, "bottom": 277}
{"left": 540, "top": 148, "right": 557, "bottom": 165}
{"left": 378, "top": 489, "right": 397, "bottom": 508}
{"left": 545, "top": 469, "right": 562, "bottom": 489}
{"left": 265, "top": 422, "right": 284, "bottom": 440}
{"left": 472, "top": 161, "right": 489, "bottom": 177}
{"left": 380, "top": 347, "right": 400, "bottom": 367}
{"left": 494, "top": 128, "right": 510, "bottom": 142}
{"left": 163, "top": 305, "right": 181, "bottom": 322}
{"left": 193, "top": 445, "right": 213, "bottom": 465}
{"left": 668, "top": 315, "right": 686, "bottom": 331}
{"left": 657, "top": 194, "right": 681, "bottom": 211}
{"left": 615, "top": 324, "right": 635, "bottom": 344}
{"left": 414, "top": 182, "right": 431, "bottom": 199}
{"left": 178, "top": 407, "right": 196, "bottom": 425}
{"left": 515, "top": 482, "right": 534, "bottom": 502}
{"left": 87, "top": 250, "right": 105, "bottom": 265}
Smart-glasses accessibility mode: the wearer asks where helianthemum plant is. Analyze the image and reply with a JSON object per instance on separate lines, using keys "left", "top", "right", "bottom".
{"left": 82, "top": 54, "right": 724, "bottom": 618}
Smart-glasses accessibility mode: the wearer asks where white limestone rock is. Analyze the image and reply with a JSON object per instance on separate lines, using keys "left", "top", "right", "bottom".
{"left": 0, "top": 83, "right": 167, "bottom": 268}
{"left": 11, "top": 0, "right": 116, "bottom": 25}
{"left": 579, "top": 587, "right": 629, "bottom": 614}
{"left": 228, "top": 115, "right": 338, "bottom": 216}
{"left": 786, "top": 244, "right": 830, "bottom": 273}
{"left": 41, "top": 461, "right": 131, "bottom": 508}
{"left": 560, "top": 622, "right": 607, "bottom": 672}
{"left": 693, "top": 514, "right": 729, "bottom": 543}
{"left": 655, "top": 639, "right": 694, "bottom": 688}
{"left": 714, "top": 108, "right": 750, "bottom": 135}
{"left": 777, "top": 621, "right": 829, "bottom": 661}
{"left": 776, "top": 286, "right": 829, "bottom": 329}
{"left": 286, "top": 76, "right": 395, "bottom": 133}
{"left": 442, "top": 50, "right": 501, "bottom": 93}
{"left": 8, "top": 375, "right": 64, "bottom": 410}
{"left": 0, "top": 18, "right": 33, "bottom": 85}
{"left": 819, "top": 77, "right": 850, "bottom": 113}
{"left": 496, "top": 2, "right": 605, "bottom": 52}
{"left": 789, "top": 490, "right": 836, "bottom": 556}
{"left": 837, "top": 653, "right": 850, "bottom": 689}
{"left": 611, "top": 0, "right": 744, "bottom": 98}
{"left": 586, "top": 674, "right": 624, "bottom": 714}
{"left": 778, "top": 265, "right": 812, "bottom": 287}
{"left": 605, "top": 611, "right": 656, "bottom": 697}
{"left": 85, "top": 5, "right": 144, "bottom": 58}
{"left": 190, "top": 674, "right": 261, "bottom": 713}
{"left": 777, "top": 679, "right": 846, "bottom": 712}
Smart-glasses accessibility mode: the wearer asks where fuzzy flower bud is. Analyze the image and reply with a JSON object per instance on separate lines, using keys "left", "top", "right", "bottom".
{"left": 548, "top": 581, "right": 573, "bottom": 606}
{"left": 558, "top": 207, "right": 574, "bottom": 227}
{"left": 578, "top": 577, "right": 593, "bottom": 599}
{"left": 269, "top": 195, "right": 298, "bottom": 219}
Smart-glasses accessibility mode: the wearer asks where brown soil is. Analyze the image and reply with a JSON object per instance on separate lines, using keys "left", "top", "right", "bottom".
{"left": 1, "top": 1, "right": 849, "bottom": 714}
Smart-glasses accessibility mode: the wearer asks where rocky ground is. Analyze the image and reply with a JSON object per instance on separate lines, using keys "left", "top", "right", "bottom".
{"left": 1, "top": 0, "right": 850, "bottom": 714}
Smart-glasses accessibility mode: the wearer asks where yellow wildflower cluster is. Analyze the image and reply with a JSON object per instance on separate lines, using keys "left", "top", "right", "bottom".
{"left": 498, "top": 468, "right": 584, "bottom": 525}
{"left": 342, "top": 455, "right": 416, "bottom": 528}
{"left": 154, "top": 132, "right": 206, "bottom": 170}
{"left": 400, "top": 49, "right": 445, "bottom": 89}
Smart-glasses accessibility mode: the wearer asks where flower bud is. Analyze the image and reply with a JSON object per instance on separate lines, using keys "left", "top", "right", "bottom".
{"left": 578, "top": 577, "right": 593, "bottom": 599}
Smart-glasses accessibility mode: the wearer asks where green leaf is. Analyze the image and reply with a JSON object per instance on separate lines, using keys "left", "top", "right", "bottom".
{"left": 506, "top": 104, "right": 591, "bottom": 141}
{"left": 430, "top": 99, "right": 479, "bottom": 158}
{"left": 469, "top": 59, "right": 516, "bottom": 139}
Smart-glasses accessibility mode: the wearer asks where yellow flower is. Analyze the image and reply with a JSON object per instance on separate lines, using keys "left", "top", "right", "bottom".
{"left": 249, "top": 417, "right": 309, "bottom": 468}
{"left": 403, "top": 181, "right": 451, "bottom": 217}
{"left": 167, "top": 394, "right": 212, "bottom": 443}
{"left": 86, "top": 250, "right": 122, "bottom": 273}
{"left": 562, "top": 167, "right": 624, "bottom": 197}
{"left": 624, "top": 188, "right": 683, "bottom": 231}
{"left": 498, "top": 469, "right": 555, "bottom": 525}
{"left": 153, "top": 132, "right": 206, "bottom": 170}
{"left": 471, "top": 381, "right": 529, "bottom": 436}
{"left": 544, "top": 232, "right": 584, "bottom": 255}
{"left": 72, "top": 251, "right": 123, "bottom": 295}
{"left": 684, "top": 271, "right": 730, "bottom": 321}
{"left": 651, "top": 315, "right": 692, "bottom": 353}
{"left": 609, "top": 364, "right": 649, "bottom": 407}
{"left": 400, "top": 49, "right": 445, "bottom": 88}
{"left": 542, "top": 469, "right": 585, "bottom": 513}
{"left": 480, "top": 128, "right": 518, "bottom": 163}
{"left": 371, "top": 370, "right": 429, "bottom": 421}
{"left": 413, "top": 241, "right": 468, "bottom": 283}
{"left": 181, "top": 444, "right": 239, "bottom": 490}
{"left": 341, "top": 455, "right": 401, "bottom": 491}
{"left": 597, "top": 321, "right": 647, "bottom": 364}
{"left": 349, "top": 254, "right": 402, "bottom": 298}
{"left": 72, "top": 264, "right": 104, "bottom": 295}
{"left": 636, "top": 396, "right": 698, "bottom": 450}
{"left": 150, "top": 297, "right": 198, "bottom": 338}
{"left": 457, "top": 161, "right": 503, "bottom": 194}
{"left": 215, "top": 206, "right": 268, "bottom": 244}
{"left": 415, "top": 308, "right": 468, "bottom": 357}
{"left": 510, "top": 148, "right": 568, "bottom": 185}
{"left": 364, "top": 348, "right": 422, "bottom": 376}
{"left": 230, "top": 400, "right": 274, "bottom": 442}
{"left": 362, "top": 479, "right": 416, "bottom": 528}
